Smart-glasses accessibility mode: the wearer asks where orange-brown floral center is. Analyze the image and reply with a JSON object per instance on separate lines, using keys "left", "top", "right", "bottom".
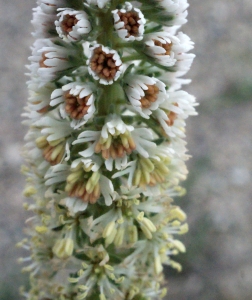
{"left": 33, "top": 101, "right": 50, "bottom": 114}
{"left": 165, "top": 103, "right": 178, "bottom": 126}
{"left": 61, "top": 14, "right": 78, "bottom": 34}
{"left": 140, "top": 84, "right": 159, "bottom": 108}
{"left": 90, "top": 47, "right": 120, "bottom": 81}
{"left": 116, "top": 11, "right": 140, "bottom": 37}
{"left": 154, "top": 40, "right": 173, "bottom": 55}
{"left": 64, "top": 91, "right": 91, "bottom": 120}
{"left": 39, "top": 52, "right": 51, "bottom": 68}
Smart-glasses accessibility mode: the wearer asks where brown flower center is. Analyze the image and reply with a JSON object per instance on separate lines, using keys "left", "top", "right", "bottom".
{"left": 154, "top": 39, "right": 173, "bottom": 55}
{"left": 39, "top": 52, "right": 51, "bottom": 68}
{"left": 90, "top": 47, "right": 120, "bottom": 81}
{"left": 140, "top": 84, "right": 159, "bottom": 108}
{"left": 61, "top": 14, "right": 78, "bottom": 34}
{"left": 116, "top": 11, "right": 140, "bottom": 37}
{"left": 64, "top": 91, "right": 91, "bottom": 120}
{"left": 33, "top": 101, "right": 50, "bottom": 114}
{"left": 166, "top": 103, "right": 178, "bottom": 126}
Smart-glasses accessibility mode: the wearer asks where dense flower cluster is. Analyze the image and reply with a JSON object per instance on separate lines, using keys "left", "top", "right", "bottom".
{"left": 20, "top": 0, "right": 197, "bottom": 299}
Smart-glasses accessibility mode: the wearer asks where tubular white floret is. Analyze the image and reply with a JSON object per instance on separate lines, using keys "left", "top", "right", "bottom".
{"left": 56, "top": 9, "right": 91, "bottom": 42}
{"left": 112, "top": 2, "right": 146, "bottom": 41}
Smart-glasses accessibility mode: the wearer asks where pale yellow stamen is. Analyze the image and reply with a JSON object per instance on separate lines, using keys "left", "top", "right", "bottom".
{"left": 94, "top": 133, "right": 136, "bottom": 160}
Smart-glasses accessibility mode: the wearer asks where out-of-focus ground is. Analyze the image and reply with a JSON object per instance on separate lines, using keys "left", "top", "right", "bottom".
{"left": 0, "top": 1, "right": 252, "bottom": 299}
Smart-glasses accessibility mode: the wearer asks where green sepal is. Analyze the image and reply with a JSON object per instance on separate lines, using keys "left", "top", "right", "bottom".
{"left": 121, "top": 116, "right": 135, "bottom": 124}
{"left": 123, "top": 63, "right": 135, "bottom": 78}
{"left": 94, "top": 116, "right": 106, "bottom": 126}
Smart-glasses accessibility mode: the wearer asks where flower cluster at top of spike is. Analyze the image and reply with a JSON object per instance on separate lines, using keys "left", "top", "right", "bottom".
{"left": 20, "top": 0, "right": 197, "bottom": 299}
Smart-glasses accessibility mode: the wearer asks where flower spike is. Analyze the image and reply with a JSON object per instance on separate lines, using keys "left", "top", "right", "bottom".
{"left": 21, "top": 1, "right": 196, "bottom": 299}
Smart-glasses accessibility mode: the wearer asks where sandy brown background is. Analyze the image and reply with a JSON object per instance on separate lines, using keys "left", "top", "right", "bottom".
{"left": 0, "top": 1, "right": 252, "bottom": 299}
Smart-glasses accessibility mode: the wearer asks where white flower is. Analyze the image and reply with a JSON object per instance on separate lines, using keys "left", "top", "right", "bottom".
{"left": 63, "top": 161, "right": 99, "bottom": 211}
{"left": 23, "top": 127, "right": 52, "bottom": 171}
{"left": 72, "top": 156, "right": 103, "bottom": 172}
{"left": 124, "top": 75, "right": 166, "bottom": 119}
{"left": 50, "top": 81, "right": 96, "bottom": 129}
{"left": 87, "top": 44, "right": 123, "bottom": 85}
{"left": 73, "top": 114, "right": 156, "bottom": 170}
{"left": 45, "top": 163, "right": 69, "bottom": 186}
{"left": 34, "top": 110, "right": 73, "bottom": 142}
{"left": 112, "top": 151, "right": 172, "bottom": 197}
{"left": 156, "top": 0, "right": 189, "bottom": 26}
{"left": 112, "top": 2, "right": 146, "bottom": 41}
{"left": 31, "top": 6, "right": 57, "bottom": 38}
{"left": 153, "top": 90, "right": 197, "bottom": 138}
{"left": 159, "top": 71, "right": 191, "bottom": 91}
{"left": 154, "top": 108, "right": 186, "bottom": 138}
{"left": 63, "top": 157, "right": 115, "bottom": 206}
{"left": 65, "top": 197, "right": 88, "bottom": 214}
{"left": 28, "top": 39, "right": 76, "bottom": 84}
{"left": 144, "top": 31, "right": 194, "bottom": 68}
{"left": 85, "top": 0, "right": 110, "bottom": 9}
{"left": 27, "top": 79, "right": 56, "bottom": 114}
{"left": 173, "top": 53, "right": 195, "bottom": 77}
{"left": 37, "top": 0, "right": 67, "bottom": 14}
{"left": 55, "top": 9, "right": 91, "bottom": 42}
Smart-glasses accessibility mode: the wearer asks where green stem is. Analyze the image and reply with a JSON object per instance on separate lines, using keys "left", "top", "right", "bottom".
{"left": 122, "top": 54, "right": 142, "bottom": 63}
{"left": 97, "top": 83, "right": 126, "bottom": 116}
{"left": 67, "top": 0, "right": 84, "bottom": 10}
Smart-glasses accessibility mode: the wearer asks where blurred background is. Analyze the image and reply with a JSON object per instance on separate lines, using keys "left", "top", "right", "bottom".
{"left": 0, "top": 0, "right": 251, "bottom": 299}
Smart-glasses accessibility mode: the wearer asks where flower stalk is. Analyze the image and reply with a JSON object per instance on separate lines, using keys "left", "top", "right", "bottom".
{"left": 20, "top": 0, "right": 197, "bottom": 299}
